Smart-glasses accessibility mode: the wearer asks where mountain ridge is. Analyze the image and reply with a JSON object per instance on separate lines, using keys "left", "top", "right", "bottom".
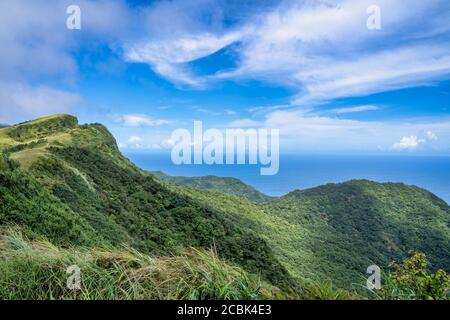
{"left": 152, "top": 171, "right": 272, "bottom": 203}
{"left": 0, "top": 114, "right": 292, "bottom": 287}
{"left": 1, "top": 114, "right": 449, "bottom": 290}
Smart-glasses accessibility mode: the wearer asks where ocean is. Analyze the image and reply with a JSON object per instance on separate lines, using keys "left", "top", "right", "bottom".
{"left": 125, "top": 152, "right": 450, "bottom": 204}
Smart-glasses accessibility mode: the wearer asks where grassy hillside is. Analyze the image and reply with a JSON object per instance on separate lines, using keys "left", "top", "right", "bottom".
{"left": 153, "top": 171, "right": 272, "bottom": 203}
{"left": 0, "top": 227, "right": 277, "bottom": 300}
{"left": 0, "top": 115, "right": 291, "bottom": 288}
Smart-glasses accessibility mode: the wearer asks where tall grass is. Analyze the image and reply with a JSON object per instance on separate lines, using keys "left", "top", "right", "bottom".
{"left": 4, "top": 227, "right": 444, "bottom": 300}
{"left": 298, "top": 280, "right": 360, "bottom": 300}
{"left": 0, "top": 228, "right": 270, "bottom": 300}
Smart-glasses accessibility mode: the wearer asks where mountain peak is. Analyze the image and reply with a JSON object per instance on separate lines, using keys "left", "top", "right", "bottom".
{"left": 18, "top": 114, "right": 77, "bottom": 125}
{"left": 2, "top": 114, "right": 78, "bottom": 142}
{"left": 0, "top": 114, "right": 120, "bottom": 168}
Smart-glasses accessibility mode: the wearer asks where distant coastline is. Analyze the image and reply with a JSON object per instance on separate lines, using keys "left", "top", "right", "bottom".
{"left": 126, "top": 152, "right": 450, "bottom": 204}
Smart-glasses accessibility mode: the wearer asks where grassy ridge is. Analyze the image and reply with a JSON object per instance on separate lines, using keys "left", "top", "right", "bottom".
{"left": 0, "top": 115, "right": 292, "bottom": 289}
{"left": 1, "top": 114, "right": 77, "bottom": 142}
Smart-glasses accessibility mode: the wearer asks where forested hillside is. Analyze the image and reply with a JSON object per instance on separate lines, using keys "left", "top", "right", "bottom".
{"left": 153, "top": 171, "right": 271, "bottom": 203}
{"left": 160, "top": 174, "right": 450, "bottom": 288}
{"left": 0, "top": 115, "right": 290, "bottom": 288}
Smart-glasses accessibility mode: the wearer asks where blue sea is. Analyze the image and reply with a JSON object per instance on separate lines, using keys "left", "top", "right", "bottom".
{"left": 125, "top": 152, "right": 450, "bottom": 204}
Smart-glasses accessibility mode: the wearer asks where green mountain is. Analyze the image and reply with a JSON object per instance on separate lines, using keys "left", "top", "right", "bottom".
{"left": 169, "top": 179, "right": 450, "bottom": 288}
{"left": 0, "top": 115, "right": 291, "bottom": 288}
{"left": 152, "top": 171, "right": 272, "bottom": 203}
{"left": 269, "top": 181, "right": 450, "bottom": 285}
{"left": 1, "top": 115, "right": 449, "bottom": 295}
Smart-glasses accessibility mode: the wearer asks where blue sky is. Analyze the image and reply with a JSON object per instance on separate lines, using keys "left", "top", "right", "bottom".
{"left": 1, "top": 0, "right": 450, "bottom": 155}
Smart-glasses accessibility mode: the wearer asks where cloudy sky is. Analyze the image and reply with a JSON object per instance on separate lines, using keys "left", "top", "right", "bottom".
{"left": 1, "top": 0, "right": 450, "bottom": 155}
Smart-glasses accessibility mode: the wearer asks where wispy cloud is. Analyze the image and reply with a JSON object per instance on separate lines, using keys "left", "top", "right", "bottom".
{"left": 118, "top": 135, "right": 167, "bottom": 150}
{"left": 0, "top": 0, "right": 131, "bottom": 121}
{"left": 191, "top": 106, "right": 222, "bottom": 116}
{"left": 114, "top": 114, "right": 172, "bottom": 127}
{"left": 427, "top": 130, "right": 438, "bottom": 141}
{"left": 328, "top": 105, "right": 381, "bottom": 115}
{"left": 119, "top": 135, "right": 143, "bottom": 149}
{"left": 228, "top": 119, "right": 263, "bottom": 128}
{"left": 0, "top": 83, "right": 82, "bottom": 122}
{"left": 248, "top": 104, "right": 295, "bottom": 115}
{"left": 125, "top": 31, "right": 246, "bottom": 87}
{"left": 228, "top": 107, "right": 450, "bottom": 153}
{"left": 125, "top": 0, "right": 450, "bottom": 105}
{"left": 290, "top": 44, "right": 450, "bottom": 105}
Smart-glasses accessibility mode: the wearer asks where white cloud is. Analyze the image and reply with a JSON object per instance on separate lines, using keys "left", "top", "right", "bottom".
{"left": 126, "top": 136, "right": 143, "bottom": 144}
{"left": 127, "top": 32, "right": 243, "bottom": 65}
{"left": 160, "top": 138, "right": 176, "bottom": 149}
{"left": 192, "top": 106, "right": 222, "bottom": 116}
{"left": 291, "top": 45, "right": 450, "bottom": 105}
{"left": 427, "top": 130, "right": 438, "bottom": 140}
{"left": 123, "top": 0, "right": 256, "bottom": 87}
{"left": 0, "top": 0, "right": 131, "bottom": 82}
{"left": 119, "top": 135, "right": 178, "bottom": 150}
{"left": 0, "top": 83, "right": 82, "bottom": 122}
{"left": 138, "top": 138, "right": 178, "bottom": 151}
{"left": 119, "top": 135, "right": 144, "bottom": 149}
{"left": 392, "top": 136, "right": 426, "bottom": 151}
{"left": 124, "top": 0, "right": 450, "bottom": 106}
{"left": 228, "top": 119, "right": 263, "bottom": 128}
{"left": 227, "top": 107, "right": 450, "bottom": 153}
{"left": 248, "top": 104, "right": 295, "bottom": 115}
{"left": 328, "top": 105, "right": 381, "bottom": 115}
{"left": 233, "top": 0, "right": 450, "bottom": 105}
{"left": 0, "top": 0, "right": 133, "bottom": 121}
{"left": 125, "top": 30, "right": 246, "bottom": 87}
{"left": 115, "top": 114, "right": 172, "bottom": 127}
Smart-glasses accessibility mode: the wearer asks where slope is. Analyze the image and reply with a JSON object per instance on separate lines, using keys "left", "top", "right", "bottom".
{"left": 167, "top": 178, "right": 450, "bottom": 288}
{"left": 0, "top": 115, "right": 291, "bottom": 288}
{"left": 153, "top": 171, "right": 272, "bottom": 203}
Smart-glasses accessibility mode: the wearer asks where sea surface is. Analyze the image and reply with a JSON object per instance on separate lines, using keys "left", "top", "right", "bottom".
{"left": 125, "top": 152, "right": 450, "bottom": 204}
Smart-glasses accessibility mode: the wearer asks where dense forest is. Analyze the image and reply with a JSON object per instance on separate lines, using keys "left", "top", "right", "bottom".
{"left": 0, "top": 115, "right": 449, "bottom": 299}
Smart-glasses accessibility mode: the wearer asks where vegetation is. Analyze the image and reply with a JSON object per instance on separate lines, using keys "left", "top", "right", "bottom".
{"left": 3, "top": 114, "right": 77, "bottom": 142}
{"left": 1, "top": 114, "right": 449, "bottom": 300}
{"left": 2, "top": 139, "right": 48, "bottom": 155}
{"left": 168, "top": 181, "right": 450, "bottom": 289}
{"left": 153, "top": 172, "right": 272, "bottom": 203}
{"left": 0, "top": 115, "right": 291, "bottom": 289}
{"left": 381, "top": 253, "right": 450, "bottom": 300}
{"left": 0, "top": 227, "right": 272, "bottom": 300}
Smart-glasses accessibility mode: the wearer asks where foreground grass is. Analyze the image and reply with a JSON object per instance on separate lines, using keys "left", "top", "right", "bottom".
{"left": 0, "top": 228, "right": 277, "bottom": 300}
{"left": 1, "top": 227, "right": 447, "bottom": 300}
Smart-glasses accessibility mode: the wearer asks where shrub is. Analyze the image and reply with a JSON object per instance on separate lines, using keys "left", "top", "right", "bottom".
{"left": 381, "top": 252, "right": 450, "bottom": 300}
